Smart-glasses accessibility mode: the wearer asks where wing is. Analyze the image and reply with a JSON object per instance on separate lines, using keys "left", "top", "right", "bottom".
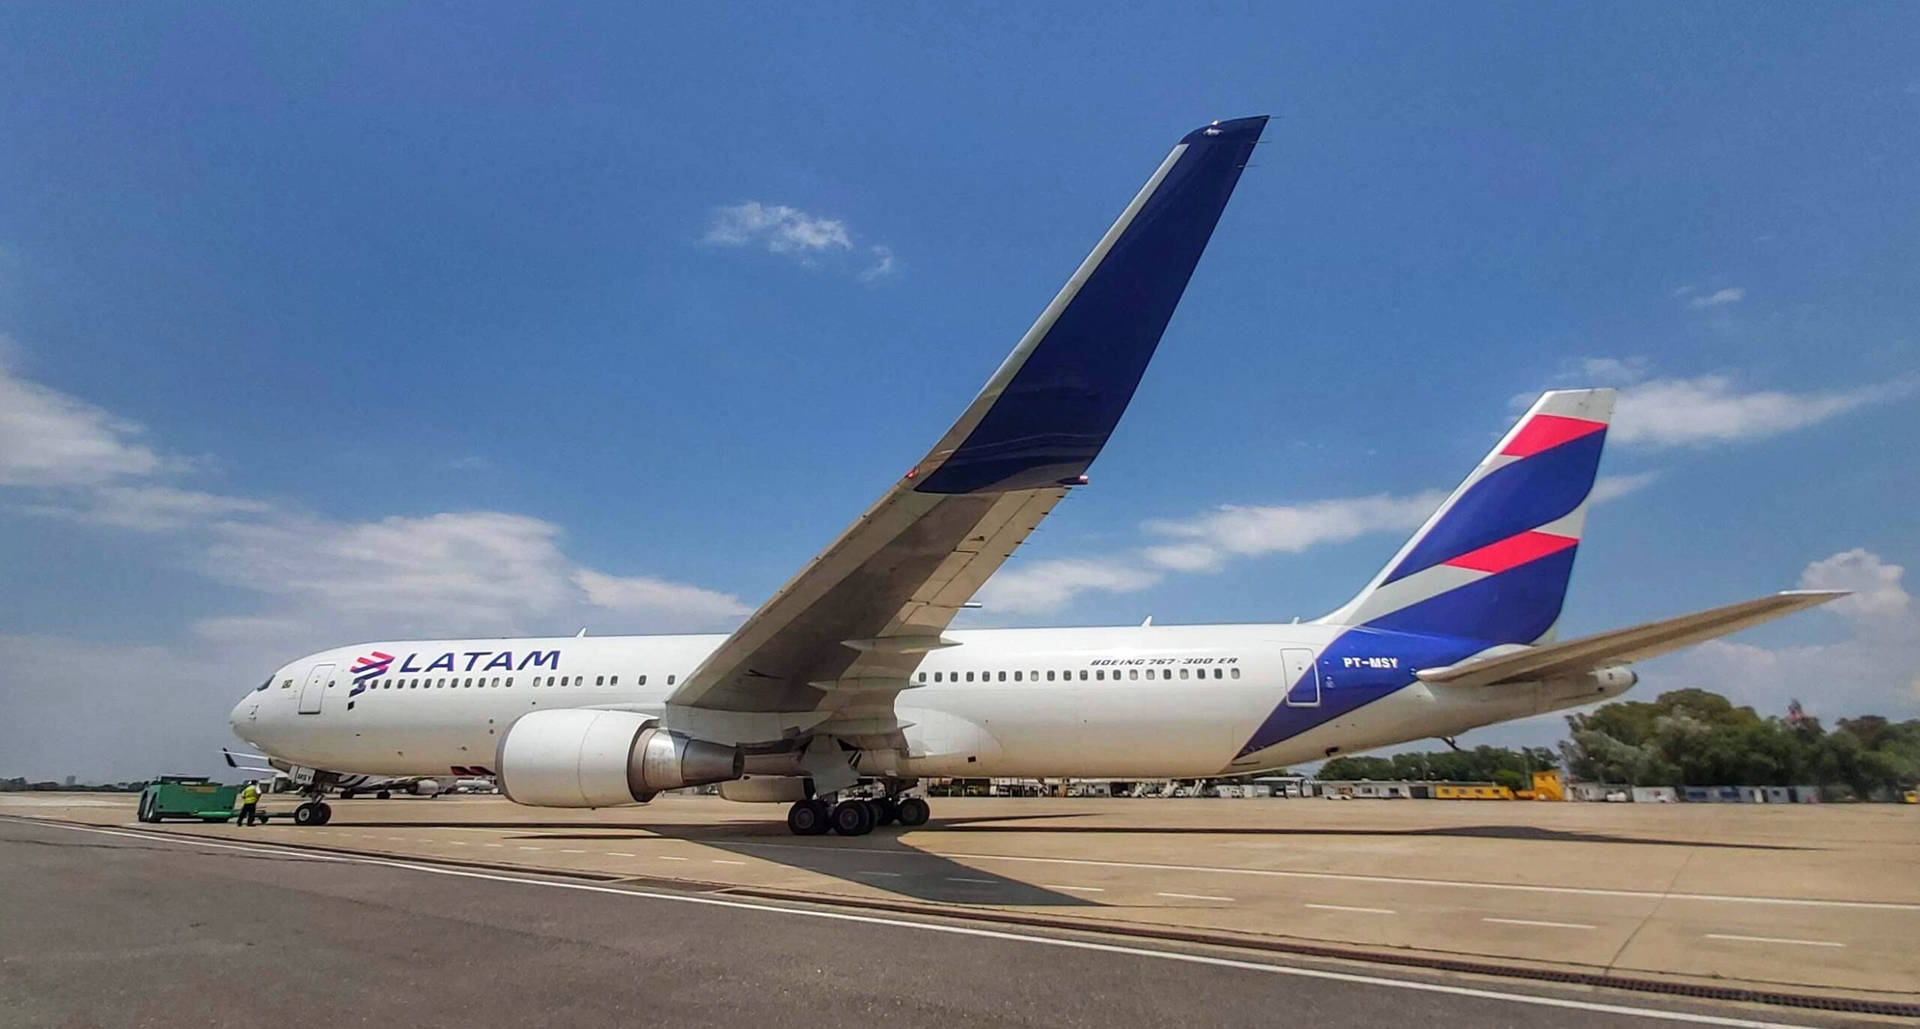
{"left": 666, "top": 116, "right": 1268, "bottom": 742}
{"left": 1413, "top": 590, "right": 1846, "bottom": 689}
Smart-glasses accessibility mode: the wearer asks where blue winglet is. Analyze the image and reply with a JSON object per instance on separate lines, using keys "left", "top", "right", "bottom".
{"left": 916, "top": 116, "right": 1268, "bottom": 495}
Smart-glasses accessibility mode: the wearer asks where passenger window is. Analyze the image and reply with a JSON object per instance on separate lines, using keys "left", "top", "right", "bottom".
{"left": 965, "top": 672, "right": 974, "bottom": 682}
{"left": 610, "top": 676, "right": 618, "bottom": 686}
{"left": 505, "top": 677, "right": 514, "bottom": 687}
{"left": 1214, "top": 668, "right": 1223, "bottom": 679}
{"left": 1030, "top": 670, "right": 1039, "bottom": 681}
{"left": 596, "top": 675, "right": 605, "bottom": 686}
{"left": 1230, "top": 668, "right": 1240, "bottom": 679}
{"left": 1096, "top": 670, "right": 1105, "bottom": 681}
{"left": 997, "top": 671, "right": 1006, "bottom": 682}
{"left": 917, "top": 672, "right": 926, "bottom": 683}
{"left": 1127, "top": 669, "right": 1137, "bottom": 680}
{"left": 639, "top": 674, "right": 647, "bottom": 685}
{"left": 1012, "top": 671, "right": 1022, "bottom": 682}
{"left": 1179, "top": 668, "right": 1189, "bottom": 680}
{"left": 668, "top": 675, "right": 676, "bottom": 685}
{"left": 1078, "top": 670, "right": 1088, "bottom": 681}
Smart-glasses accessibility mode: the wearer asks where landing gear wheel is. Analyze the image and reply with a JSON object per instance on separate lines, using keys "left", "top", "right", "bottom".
{"left": 872, "top": 798, "right": 899, "bottom": 826}
{"left": 315, "top": 802, "right": 333, "bottom": 825}
{"left": 786, "top": 800, "right": 830, "bottom": 836}
{"left": 831, "top": 799, "right": 876, "bottom": 836}
{"left": 896, "top": 797, "right": 930, "bottom": 827}
{"left": 341, "top": 789, "right": 356, "bottom": 800}
{"left": 375, "top": 790, "right": 391, "bottom": 800}
{"left": 292, "top": 802, "right": 323, "bottom": 826}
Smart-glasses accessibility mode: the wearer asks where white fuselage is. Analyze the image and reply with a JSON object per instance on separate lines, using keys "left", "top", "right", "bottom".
{"left": 230, "top": 623, "right": 1631, "bottom": 783}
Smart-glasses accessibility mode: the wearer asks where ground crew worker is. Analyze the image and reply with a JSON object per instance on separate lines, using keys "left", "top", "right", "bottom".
{"left": 237, "top": 781, "right": 261, "bottom": 826}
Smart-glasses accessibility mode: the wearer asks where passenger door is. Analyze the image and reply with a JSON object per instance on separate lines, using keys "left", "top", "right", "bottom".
{"left": 1281, "top": 648, "right": 1320, "bottom": 707}
{"left": 298, "top": 663, "right": 334, "bottom": 715}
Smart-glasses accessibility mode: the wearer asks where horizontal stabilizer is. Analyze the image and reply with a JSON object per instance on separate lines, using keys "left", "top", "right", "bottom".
{"left": 1415, "top": 590, "right": 1846, "bottom": 689}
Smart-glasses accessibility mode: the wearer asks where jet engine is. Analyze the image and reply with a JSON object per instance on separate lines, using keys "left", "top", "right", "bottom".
{"left": 496, "top": 709, "right": 743, "bottom": 807}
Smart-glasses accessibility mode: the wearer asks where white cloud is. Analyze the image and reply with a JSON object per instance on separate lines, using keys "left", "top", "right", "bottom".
{"left": 1686, "top": 286, "right": 1745, "bottom": 310}
{"left": 1141, "top": 491, "right": 1447, "bottom": 572}
{"left": 858, "top": 244, "right": 897, "bottom": 283}
{"left": 1652, "top": 548, "right": 1919, "bottom": 720}
{"left": 975, "top": 558, "right": 1160, "bottom": 616}
{"left": 703, "top": 201, "right": 852, "bottom": 255}
{"left": 1589, "top": 471, "right": 1659, "bottom": 504}
{"left": 1610, "top": 374, "right": 1910, "bottom": 447}
{"left": 702, "top": 201, "right": 897, "bottom": 281}
{"left": 0, "top": 361, "right": 753, "bottom": 660}
{"left": 1799, "top": 548, "right": 1909, "bottom": 619}
{"left": 1576, "top": 356, "right": 1649, "bottom": 386}
{"left": 573, "top": 569, "right": 751, "bottom": 622}
{"left": 56, "top": 485, "right": 274, "bottom": 532}
{"left": 0, "top": 363, "right": 170, "bottom": 486}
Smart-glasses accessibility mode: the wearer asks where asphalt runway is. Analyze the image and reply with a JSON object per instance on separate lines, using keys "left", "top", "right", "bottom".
{"left": 16, "top": 792, "right": 1912, "bottom": 1004}
{"left": 0, "top": 816, "right": 1877, "bottom": 1029}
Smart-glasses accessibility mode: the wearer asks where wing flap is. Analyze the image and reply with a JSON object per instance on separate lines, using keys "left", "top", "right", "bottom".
{"left": 1415, "top": 590, "right": 1846, "bottom": 689}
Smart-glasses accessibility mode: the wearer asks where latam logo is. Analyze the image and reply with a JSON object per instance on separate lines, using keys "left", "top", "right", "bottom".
{"left": 346, "top": 649, "right": 563, "bottom": 700}
{"left": 351, "top": 652, "right": 395, "bottom": 688}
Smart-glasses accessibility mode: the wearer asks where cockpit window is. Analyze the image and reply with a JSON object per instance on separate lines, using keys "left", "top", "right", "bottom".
{"left": 254, "top": 676, "right": 271, "bottom": 692}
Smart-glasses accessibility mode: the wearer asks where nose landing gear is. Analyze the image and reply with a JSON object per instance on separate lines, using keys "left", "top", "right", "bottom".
{"left": 292, "top": 801, "right": 333, "bottom": 826}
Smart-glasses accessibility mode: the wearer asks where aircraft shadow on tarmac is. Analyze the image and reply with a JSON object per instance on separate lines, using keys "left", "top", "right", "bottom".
{"left": 322, "top": 809, "right": 1805, "bottom": 904}
{"left": 337, "top": 814, "right": 1106, "bottom": 906}
{"left": 920, "top": 821, "right": 1810, "bottom": 851}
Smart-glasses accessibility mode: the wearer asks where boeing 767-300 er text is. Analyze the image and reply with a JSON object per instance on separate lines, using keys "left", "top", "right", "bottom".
{"left": 229, "top": 117, "right": 1839, "bottom": 835}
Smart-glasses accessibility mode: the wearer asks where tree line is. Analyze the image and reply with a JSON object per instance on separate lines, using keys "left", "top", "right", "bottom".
{"left": 1561, "top": 688, "right": 1918, "bottom": 799}
{"left": 1317, "top": 688, "right": 1920, "bottom": 800}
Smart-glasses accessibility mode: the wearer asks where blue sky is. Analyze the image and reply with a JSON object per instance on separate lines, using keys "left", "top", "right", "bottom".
{"left": 2, "top": 5, "right": 1916, "bottom": 779}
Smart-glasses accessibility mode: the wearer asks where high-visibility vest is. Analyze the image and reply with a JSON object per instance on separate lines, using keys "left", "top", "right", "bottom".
{"left": 239, "top": 786, "right": 260, "bottom": 805}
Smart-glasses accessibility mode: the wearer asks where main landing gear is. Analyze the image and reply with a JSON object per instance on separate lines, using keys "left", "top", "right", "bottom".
{"left": 785, "top": 795, "right": 930, "bottom": 836}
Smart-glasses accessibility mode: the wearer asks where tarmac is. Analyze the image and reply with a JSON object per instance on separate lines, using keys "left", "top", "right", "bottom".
{"left": 4, "top": 792, "right": 1915, "bottom": 1026}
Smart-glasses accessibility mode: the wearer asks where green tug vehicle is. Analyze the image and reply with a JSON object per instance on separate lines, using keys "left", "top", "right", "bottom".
{"left": 136, "top": 776, "right": 258, "bottom": 823}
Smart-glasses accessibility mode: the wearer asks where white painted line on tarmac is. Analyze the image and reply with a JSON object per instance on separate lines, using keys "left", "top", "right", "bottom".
{"left": 1045, "top": 884, "right": 1105, "bottom": 893}
{"left": 5, "top": 819, "right": 1818, "bottom": 1029}
{"left": 559, "top": 849, "right": 586, "bottom": 854}
{"left": 657, "top": 855, "right": 686, "bottom": 861}
{"left": 446, "top": 841, "right": 467, "bottom": 846}
{"left": 946, "top": 877, "right": 996, "bottom": 884}
{"left": 1484, "top": 918, "right": 1594, "bottom": 930}
{"left": 608, "top": 852, "right": 635, "bottom": 858}
{"left": 1159, "top": 892, "right": 1234, "bottom": 902}
{"left": 728, "top": 842, "right": 1920, "bottom": 912}
{"left": 1705, "top": 934, "right": 1844, "bottom": 949}
{"left": 517, "top": 846, "right": 542, "bottom": 852}
{"left": 1307, "top": 903, "right": 1395, "bottom": 915}
{"left": 854, "top": 870, "right": 901, "bottom": 878}
{"left": 711, "top": 859, "right": 746, "bottom": 866}
{"left": 483, "top": 843, "right": 503, "bottom": 848}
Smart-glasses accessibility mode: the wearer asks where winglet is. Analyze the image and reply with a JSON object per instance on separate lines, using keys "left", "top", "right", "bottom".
{"left": 913, "top": 116, "right": 1268, "bottom": 495}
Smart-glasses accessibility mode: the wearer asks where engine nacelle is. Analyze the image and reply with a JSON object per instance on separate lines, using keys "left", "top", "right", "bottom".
{"left": 496, "top": 709, "right": 743, "bottom": 808}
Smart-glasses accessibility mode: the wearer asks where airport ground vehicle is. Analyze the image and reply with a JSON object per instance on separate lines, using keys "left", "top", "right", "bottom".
{"left": 135, "top": 777, "right": 254, "bottom": 823}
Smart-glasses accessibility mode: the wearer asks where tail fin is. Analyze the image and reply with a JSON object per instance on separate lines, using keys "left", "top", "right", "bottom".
{"left": 1320, "top": 389, "right": 1615, "bottom": 644}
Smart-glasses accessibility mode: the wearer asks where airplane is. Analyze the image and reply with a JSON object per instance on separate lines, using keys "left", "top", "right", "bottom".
{"left": 227, "top": 115, "right": 1841, "bottom": 835}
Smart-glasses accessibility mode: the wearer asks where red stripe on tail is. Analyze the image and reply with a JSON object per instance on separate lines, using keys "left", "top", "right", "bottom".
{"left": 1502, "top": 414, "right": 1606, "bottom": 458}
{"left": 1444, "top": 530, "right": 1578, "bottom": 574}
